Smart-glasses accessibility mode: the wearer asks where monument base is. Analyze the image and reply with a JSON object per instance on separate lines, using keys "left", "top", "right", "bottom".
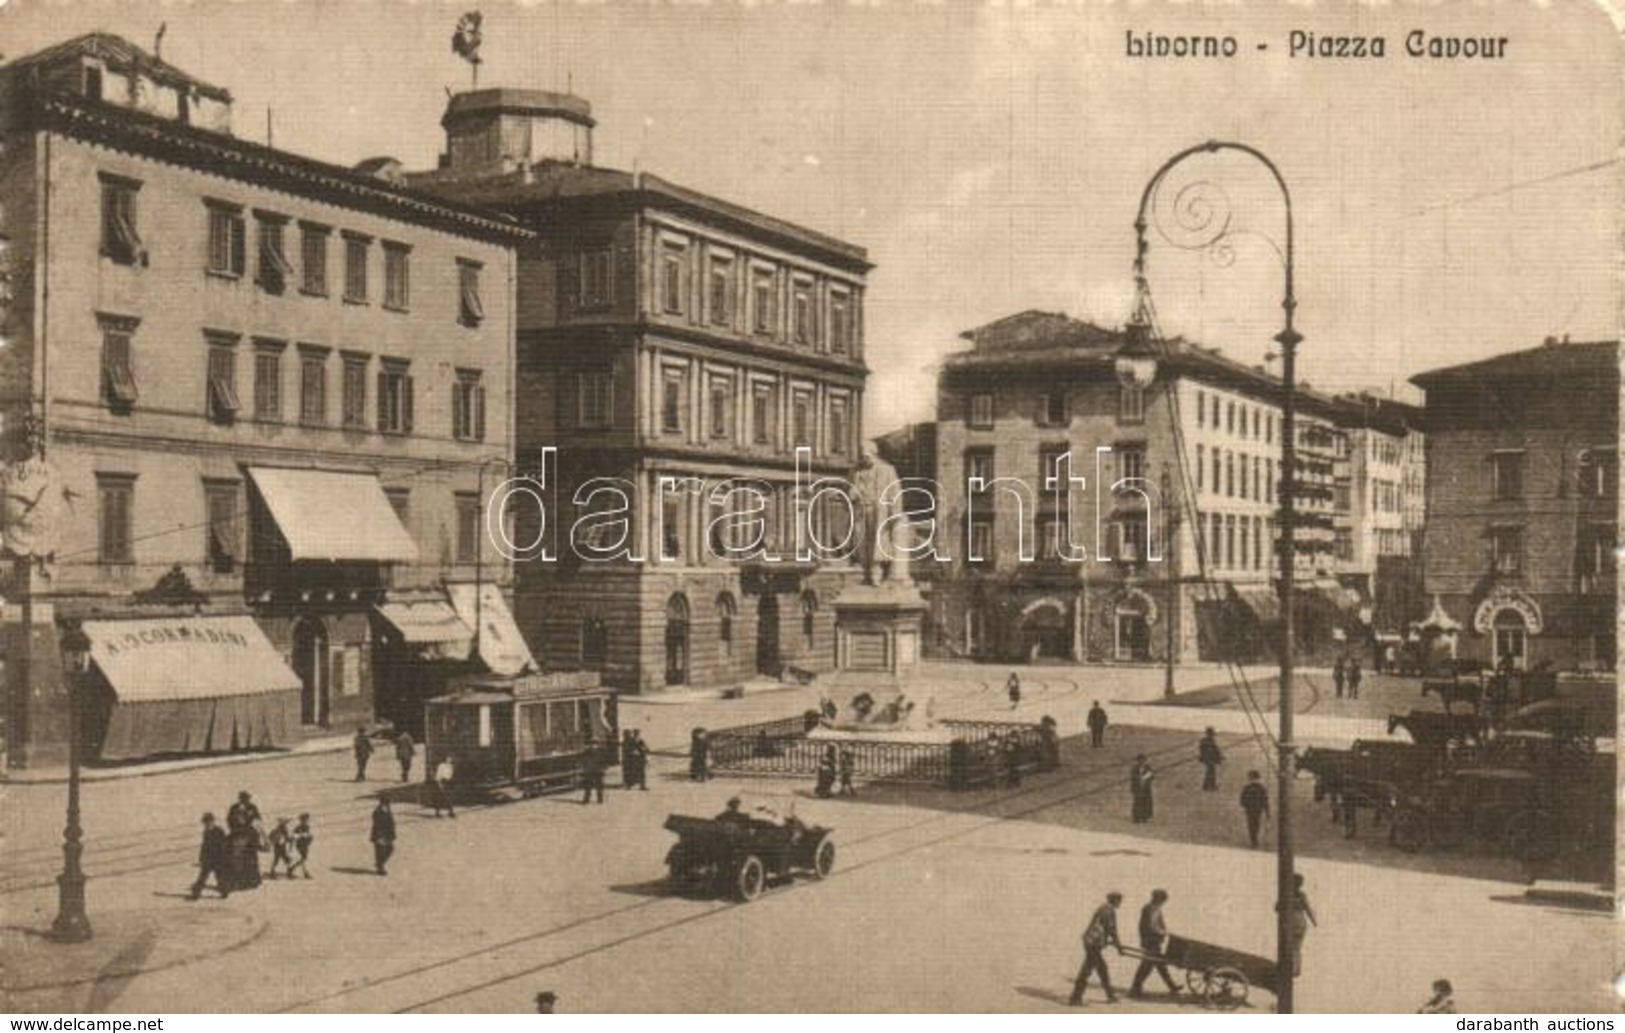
{"left": 833, "top": 582, "right": 927, "bottom": 676}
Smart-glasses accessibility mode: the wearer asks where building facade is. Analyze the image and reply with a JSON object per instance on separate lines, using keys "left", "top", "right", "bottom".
{"left": 409, "top": 89, "right": 871, "bottom": 693}
{"left": 1412, "top": 339, "right": 1617, "bottom": 672}
{"left": 0, "top": 35, "right": 529, "bottom": 766}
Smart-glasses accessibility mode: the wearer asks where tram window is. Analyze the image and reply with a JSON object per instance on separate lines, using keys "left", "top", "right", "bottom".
{"left": 550, "top": 702, "right": 577, "bottom": 737}
{"left": 478, "top": 704, "right": 492, "bottom": 747}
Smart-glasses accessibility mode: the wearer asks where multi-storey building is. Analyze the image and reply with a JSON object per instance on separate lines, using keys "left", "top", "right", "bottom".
{"left": 0, "top": 35, "right": 529, "bottom": 765}
{"left": 408, "top": 89, "right": 870, "bottom": 693}
{"left": 926, "top": 310, "right": 1409, "bottom": 665}
{"left": 1412, "top": 338, "right": 1616, "bottom": 671}
{"left": 1333, "top": 395, "right": 1427, "bottom": 637}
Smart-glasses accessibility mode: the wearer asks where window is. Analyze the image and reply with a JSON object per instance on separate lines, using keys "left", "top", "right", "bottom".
{"left": 1580, "top": 524, "right": 1615, "bottom": 594}
{"left": 452, "top": 368, "right": 486, "bottom": 442}
{"left": 1226, "top": 402, "right": 1235, "bottom": 434}
{"left": 1196, "top": 444, "right": 1205, "bottom": 491}
{"left": 205, "top": 481, "right": 239, "bottom": 573}
{"left": 751, "top": 383, "right": 776, "bottom": 445}
{"left": 299, "top": 348, "right": 327, "bottom": 426}
{"left": 383, "top": 242, "right": 411, "bottom": 310}
{"left": 1038, "top": 391, "right": 1067, "bottom": 427}
{"left": 454, "top": 492, "right": 480, "bottom": 564}
{"left": 661, "top": 369, "right": 687, "bottom": 435}
{"left": 341, "top": 355, "right": 368, "bottom": 428}
{"left": 1119, "top": 384, "right": 1145, "bottom": 424}
{"left": 252, "top": 343, "right": 283, "bottom": 421}
{"left": 751, "top": 266, "right": 776, "bottom": 334}
{"left": 581, "top": 250, "right": 613, "bottom": 310}
{"left": 969, "top": 393, "right": 993, "bottom": 429}
{"left": 99, "top": 173, "right": 143, "bottom": 265}
{"left": 661, "top": 246, "right": 686, "bottom": 314}
{"left": 1254, "top": 517, "right": 1264, "bottom": 570}
{"left": 579, "top": 370, "right": 613, "bottom": 429}
{"left": 1266, "top": 459, "right": 1275, "bottom": 503}
{"left": 1225, "top": 515, "right": 1236, "bottom": 569}
{"left": 206, "top": 335, "right": 240, "bottom": 423}
{"left": 802, "top": 593, "right": 817, "bottom": 648}
{"left": 1492, "top": 451, "right": 1524, "bottom": 500}
{"left": 1225, "top": 451, "right": 1234, "bottom": 497}
{"left": 1238, "top": 455, "right": 1248, "bottom": 500}
{"left": 1334, "top": 528, "right": 1353, "bottom": 563}
{"left": 709, "top": 379, "right": 733, "bottom": 439}
{"left": 1491, "top": 526, "right": 1524, "bottom": 576}
{"left": 964, "top": 448, "right": 995, "bottom": 486}
{"left": 1117, "top": 515, "right": 1147, "bottom": 562}
{"left": 829, "top": 397, "right": 850, "bottom": 456}
{"left": 1118, "top": 447, "right": 1145, "bottom": 483}
{"left": 716, "top": 595, "right": 736, "bottom": 658}
{"left": 84, "top": 65, "right": 103, "bottom": 100}
{"left": 792, "top": 281, "right": 814, "bottom": 345}
{"left": 97, "top": 474, "right": 134, "bottom": 565}
{"left": 969, "top": 518, "right": 994, "bottom": 566}
{"left": 582, "top": 618, "right": 609, "bottom": 665}
{"left": 458, "top": 259, "right": 485, "bottom": 326}
{"left": 206, "top": 202, "right": 245, "bottom": 277}
{"left": 256, "top": 213, "right": 292, "bottom": 295}
{"left": 792, "top": 394, "right": 812, "bottom": 447}
{"left": 377, "top": 361, "right": 414, "bottom": 434}
{"left": 343, "top": 232, "right": 370, "bottom": 302}
{"left": 1038, "top": 516, "right": 1066, "bottom": 560}
{"left": 1196, "top": 391, "right": 1206, "bottom": 428}
{"left": 661, "top": 493, "right": 685, "bottom": 560}
{"left": 1579, "top": 450, "right": 1617, "bottom": 498}
{"left": 830, "top": 292, "right": 851, "bottom": 354}
{"left": 300, "top": 223, "right": 329, "bottom": 295}
{"left": 99, "top": 314, "right": 139, "bottom": 410}
{"left": 708, "top": 256, "right": 733, "bottom": 325}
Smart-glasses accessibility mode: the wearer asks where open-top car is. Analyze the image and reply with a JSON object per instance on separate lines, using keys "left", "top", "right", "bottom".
{"left": 663, "top": 806, "right": 836, "bottom": 902}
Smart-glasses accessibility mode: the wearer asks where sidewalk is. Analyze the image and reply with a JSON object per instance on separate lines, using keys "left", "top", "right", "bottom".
{"left": 3, "top": 733, "right": 353, "bottom": 786}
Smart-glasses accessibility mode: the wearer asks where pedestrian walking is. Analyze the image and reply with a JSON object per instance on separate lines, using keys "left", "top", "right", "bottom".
{"left": 1347, "top": 657, "right": 1363, "bottom": 700}
{"left": 535, "top": 991, "right": 558, "bottom": 1014}
{"left": 1274, "top": 873, "right": 1317, "bottom": 976}
{"left": 266, "top": 817, "right": 294, "bottom": 879}
{"left": 1129, "top": 754, "right": 1155, "bottom": 823}
{"left": 395, "top": 731, "right": 416, "bottom": 783}
{"left": 1069, "top": 891, "right": 1123, "bottom": 1005}
{"left": 289, "top": 813, "right": 313, "bottom": 879}
{"left": 188, "top": 812, "right": 231, "bottom": 900}
{"left": 1006, "top": 671, "right": 1022, "bottom": 709}
{"left": 353, "top": 726, "right": 374, "bottom": 781}
{"left": 1332, "top": 656, "right": 1346, "bottom": 699}
{"left": 1418, "top": 979, "right": 1456, "bottom": 1014}
{"left": 1129, "top": 889, "right": 1180, "bottom": 998}
{"left": 622, "top": 729, "right": 649, "bottom": 790}
{"left": 689, "top": 728, "right": 710, "bottom": 782}
{"left": 580, "top": 737, "right": 606, "bottom": 805}
{"left": 1240, "top": 770, "right": 1270, "bottom": 848}
{"left": 431, "top": 755, "right": 457, "bottom": 817}
{"left": 371, "top": 798, "right": 396, "bottom": 876}
{"left": 838, "top": 746, "right": 856, "bottom": 796}
{"left": 1197, "top": 727, "right": 1224, "bottom": 791}
{"left": 1087, "top": 701, "right": 1109, "bottom": 748}
{"left": 815, "top": 745, "right": 837, "bottom": 798}
{"left": 225, "top": 790, "right": 263, "bottom": 890}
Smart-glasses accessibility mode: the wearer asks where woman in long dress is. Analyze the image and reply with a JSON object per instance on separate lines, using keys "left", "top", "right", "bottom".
{"left": 1130, "top": 755, "right": 1155, "bottom": 823}
{"left": 226, "top": 790, "right": 263, "bottom": 890}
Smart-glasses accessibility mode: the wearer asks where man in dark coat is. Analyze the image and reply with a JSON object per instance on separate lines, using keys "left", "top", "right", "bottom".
{"left": 289, "top": 813, "right": 314, "bottom": 879}
{"left": 189, "top": 812, "right": 231, "bottom": 899}
{"left": 371, "top": 799, "right": 396, "bottom": 876}
{"left": 580, "top": 738, "right": 606, "bottom": 805}
{"left": 1069, "top": 891, "right": 1123, "bottom": 1005}
{"left": 1197, "top": 728, "right": 1224, "bottom": 791}
{"left": 622, "top": 730, "right": 649, "bottom": 790}
{"left": 814, "top": 745, "right": 837, "bottom": 798}
{"left": 395, "top": 731, "right": 416, "bottom": 783}
{"left": 1240, "top": 770, "right": 1270, "bottom": 848}
{"left": 354, "top": 726, "right": 374, "bottom": 781}
{"left": 1006, "top": 671, "right": 1022, "bottom": 709}
{"left": 689, "top": 728, "right": 710, "bottom": 782}
{"left": 838, "top": 746, "right": 856, "bottom": 796}
{"left": 1333, "top": 656, "right": 1347, "bottom": 699}
{"left": 1347, "top": 657, "right": 1363, "bottom": 700}
{"left": 1087, "top": 702, "right": 1109, "bottom": 748}
{"left": 1130, "top": 755, "right": 1155, "bottom": 823}
{"left": 1129, "top": 889, "right": 1180, "bottom": 998}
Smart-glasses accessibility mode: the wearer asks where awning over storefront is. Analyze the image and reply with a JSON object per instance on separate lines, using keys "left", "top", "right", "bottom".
{"left": 1233, "top": 585, "right": 1282, "bottom": 624}
{"left": 446, "top": 582, "right": 537, "bottom": 677}
{"left": 83, "top": 616, "right": 302, "bottom": 761}
{"left": 248, "top": 467, "right": 418, "bottom": 563}
{"left": 376, "top": 600, "right": 474, "bottom": 660}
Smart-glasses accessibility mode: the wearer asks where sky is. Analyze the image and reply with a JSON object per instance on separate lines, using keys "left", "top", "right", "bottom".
{"left": 2, "top": 0, "right": 1618, "bottom": 432}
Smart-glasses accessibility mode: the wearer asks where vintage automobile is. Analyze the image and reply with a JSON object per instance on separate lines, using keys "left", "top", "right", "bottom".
{"left": 663, "top": 809, "right": 836, "bottom": 901}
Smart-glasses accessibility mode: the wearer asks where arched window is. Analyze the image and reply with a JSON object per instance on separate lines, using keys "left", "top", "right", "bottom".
{"left": 801, "top": 591, "right": 817, "bottom": 649}
{"left": 665, "top": 593, "right": 690, "bottom": 685}
{"left": 716, "top": 592, "right": 737, "bottom": 657}
{"left": 581, "top": 616, "right": 608, "bottom": 666}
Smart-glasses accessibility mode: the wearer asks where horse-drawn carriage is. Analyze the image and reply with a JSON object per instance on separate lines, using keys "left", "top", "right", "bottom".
{"left": 663, "top": 811, "right": 836, "bottom": 902}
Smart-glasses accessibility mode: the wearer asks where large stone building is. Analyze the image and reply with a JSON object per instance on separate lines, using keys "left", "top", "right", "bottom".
{"left": 925, "top": 310, "right": 1421, "bottom": 666}
{"left": 407, "top": 89, "right": 871, "bottom": 693}
{"left": 0, "top": 35, "right": 530, "bottom": 766}
{"left": 1412, "top": 338, "right": 1617, "bottom": 672}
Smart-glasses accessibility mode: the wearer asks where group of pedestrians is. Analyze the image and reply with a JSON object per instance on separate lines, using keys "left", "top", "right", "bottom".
{"left": 190, "top": 790, "right": 313, "bottom": 899}
{"left": 1331, "top": 655, "right": 1364, "bottom": 700}
{"left": 814, "top": 744, "right": 856, "bottom": 798}
{"left": 354, "top": 727, "right": 418, "bottom": 783}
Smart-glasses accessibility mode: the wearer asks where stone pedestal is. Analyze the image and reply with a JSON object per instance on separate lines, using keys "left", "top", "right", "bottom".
{"left": 834, "top": 583, "right": 927, "bottom": 676}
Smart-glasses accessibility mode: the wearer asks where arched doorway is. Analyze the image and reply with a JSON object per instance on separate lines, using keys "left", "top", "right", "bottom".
{"left": 1492, "top": 610, "right": 1528, "bottom": 671}
{"left": 756, "top": 594, "right": 780, "bottom": 676}
{"left": 1019, "top": 599, "right": 1071, "bottom": 661}
{"left": 715, "top": 592, "right": 737, "bottom": 661}
{"left": 664, "top": 594, "right": 690, "bottom": 685}
{"left": 1114, "top": 598, "right": 1151, "bottom": 662}
{"left": 292, "top": 617, "right": 331, "bottom": 727}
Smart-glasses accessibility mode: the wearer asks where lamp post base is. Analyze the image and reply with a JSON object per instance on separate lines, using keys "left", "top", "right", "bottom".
{"left": 52, "top": 872, "right": 92, "bottom": 943}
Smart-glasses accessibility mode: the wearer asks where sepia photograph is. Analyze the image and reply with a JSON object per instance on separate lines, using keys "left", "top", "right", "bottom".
{"left": 0, "top": 0, "right": 1617, "bottom": 1017}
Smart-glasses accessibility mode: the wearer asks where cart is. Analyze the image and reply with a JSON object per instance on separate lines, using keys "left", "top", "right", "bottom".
{"left": 1119, "top": 935, "right": 1279, "bottom": 1009}
{"left": 663, "top": 812, "right": 835, "bottom": 902}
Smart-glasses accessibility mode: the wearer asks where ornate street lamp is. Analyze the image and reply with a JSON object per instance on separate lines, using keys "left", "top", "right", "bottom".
{"left": 52, "top": 620, "right": 92, "bottom": 943}
{"left": 1131, "top": 141, "right": 1301, "bottom": 1012}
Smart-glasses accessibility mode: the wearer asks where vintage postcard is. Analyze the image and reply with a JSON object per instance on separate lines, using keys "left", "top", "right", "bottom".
{"left": 0, "top": 0, "right": 1617, "bottom": 1016}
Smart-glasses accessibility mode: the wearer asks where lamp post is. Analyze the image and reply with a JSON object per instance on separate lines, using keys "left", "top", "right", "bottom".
{"left": 1130, "top": 141, "right": 1301, "bottom": 1012}
{"left": 52, "top": 620, "right": 92, "bottom": 943}
{"left": 1160, "top": 465, "right": 1178, "bottom": 698}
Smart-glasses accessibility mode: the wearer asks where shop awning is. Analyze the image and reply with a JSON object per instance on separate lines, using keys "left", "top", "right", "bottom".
{"left": 248, "top": 467, "right": 418, "bottom": 563}
{"left": 83, "top": 616, "right": 303, "bottom": 760}
{"left": 446, "top": 582, "right": 537, "bottom": 677}
{"left": 1234, "top": 585, "right": 1282, "bottom": 624}
{"left": 376, "top": 601, "right": 473, "bottom": 644}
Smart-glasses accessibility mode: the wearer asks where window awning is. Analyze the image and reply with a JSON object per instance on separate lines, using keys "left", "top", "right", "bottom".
{"left": 248, "top": 467, "right": 418, "bottom": 563}
{"left": 446, "top": 582, "right": 537, "bottom": 677}
{"left": 1233, "top": 585, "right": 1282, "bottom": 624}
{"left": 376, "top": 601, "right": 473, "bottom": 644}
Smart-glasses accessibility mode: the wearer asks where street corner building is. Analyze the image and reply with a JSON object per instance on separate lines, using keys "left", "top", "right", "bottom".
{"left": 0, "top": 34, "right": 533, "bottom": 768}
{"left": 910, "top": 310, "right": 1426, "bottom": 668}
{"left": 403, "top": 87, "right": 873, "bottom": 694}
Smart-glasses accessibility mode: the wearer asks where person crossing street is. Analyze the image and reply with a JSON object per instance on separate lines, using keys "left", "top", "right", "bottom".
{"left": 1069, "top": 891, "right": 1123, "bottom": 1005}
{"left": 1129, "top": 889, "right": 1180, "bottom": 999}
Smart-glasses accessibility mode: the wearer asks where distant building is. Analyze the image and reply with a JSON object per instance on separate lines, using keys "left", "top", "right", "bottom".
{"left": 925, "top": 310, "right": 1417, "bottom": 666}
{"left": 0, "top": 35, "right": 530, "bottom": 766}
{"left": 1411, "top": 339, "right": 1617, "bottom": 671}
{"left": 408, "top": 89, "right": 871, "bottom": 692}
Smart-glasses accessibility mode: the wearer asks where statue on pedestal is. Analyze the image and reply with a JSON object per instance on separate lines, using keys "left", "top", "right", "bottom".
{"left": 851, "top": 442, "right": 911, "bottom": 588}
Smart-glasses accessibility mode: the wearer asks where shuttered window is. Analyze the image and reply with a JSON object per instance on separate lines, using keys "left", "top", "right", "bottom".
{"left": 206, "top": 337, "right": 240, "bottom": 423}
{"left": 452, "top": 368, "right": 486, "bottom": 442}
{"left": 206, "top": 202, "right": 246, "bottom": 276}
{"left": 97, "top": 474, "right": 135, "bottom": 565}
{"left": 100, "top": 318, "right": 139, "bottom": 410}
{"left": 99, "top": 173, "right": 143, "bottom": 265}
{"left": 458, "top": 259, "right": 485, "bottom": 326}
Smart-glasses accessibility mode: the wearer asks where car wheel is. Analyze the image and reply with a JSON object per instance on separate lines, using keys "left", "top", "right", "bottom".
{"left": 736, "top": 855, "right": 766, "bottom": 902}
{"left": 812, "top": 837, "right": 836, "bottom": 879}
